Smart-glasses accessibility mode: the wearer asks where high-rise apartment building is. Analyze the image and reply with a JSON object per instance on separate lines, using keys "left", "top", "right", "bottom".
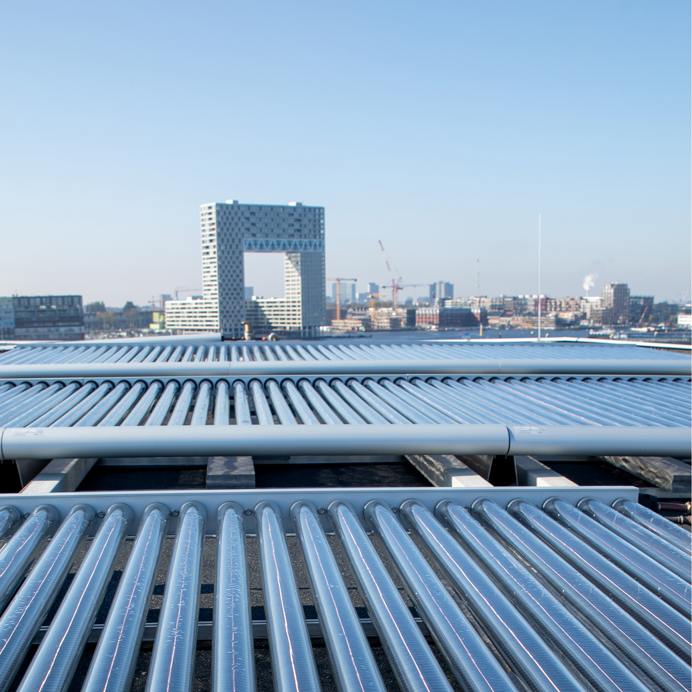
{"left": 430, "top": 281, "right": 454, "bottom": 304}
{"left": 601, "top": 282, "right": 630, "bottom": 325}
{"left": 166, "top": 201, "right": 326, "bottom": 336}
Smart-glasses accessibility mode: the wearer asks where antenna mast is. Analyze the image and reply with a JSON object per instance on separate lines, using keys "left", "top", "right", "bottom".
{"left": 537, "top": 214, "right": 542, "bottom": 341}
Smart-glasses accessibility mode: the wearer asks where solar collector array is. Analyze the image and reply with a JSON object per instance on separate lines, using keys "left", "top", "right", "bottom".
{"left": 0, "top": 492, "right": 687, "bottom": 692}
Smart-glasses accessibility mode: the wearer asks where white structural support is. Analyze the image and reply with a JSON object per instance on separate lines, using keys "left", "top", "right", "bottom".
{"left": 513, "top": 455, "right": 578, "bottom": 487}
{"left": 405, "top": 454, "right": 493, "bottom": 487}
{"left": 20, "top": 457, "right": 97, "bottom": 494}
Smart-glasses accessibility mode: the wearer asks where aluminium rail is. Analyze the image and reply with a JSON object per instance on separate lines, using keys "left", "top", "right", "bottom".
{"left": 0, "top": 423, "right": 690, "bottom": 460}
{"left": 0, "top": 486, "right": 689, "bottom": 692}
{"left": 0, "top": 356, "right": 689, "bottom": 378}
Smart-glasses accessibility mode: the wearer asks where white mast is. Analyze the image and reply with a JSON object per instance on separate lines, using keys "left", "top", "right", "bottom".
{"left": 537, "top": 214, "right": 542, "bottom": 341}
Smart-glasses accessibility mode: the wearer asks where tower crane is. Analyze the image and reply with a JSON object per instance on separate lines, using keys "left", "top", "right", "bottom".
{"left": 327, "top": 278, "right": 357, "bottom": 321}
{"left": 378, "top": 241, "right": 429, "bottom": 308}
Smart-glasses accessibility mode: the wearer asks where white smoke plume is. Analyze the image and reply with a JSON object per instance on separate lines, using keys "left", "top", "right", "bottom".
{"left": 583, "top": 273, "right": 596, "bottom": 295}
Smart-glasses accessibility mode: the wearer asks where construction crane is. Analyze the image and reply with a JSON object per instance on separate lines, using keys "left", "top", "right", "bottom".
{"left": 382, "top": 283, "right": 430, "bottom": 310}
{"left": 368, "top": 292, "right": 387, "bottom": 318}
{"left": 378, "top": 241, "right": 429, "bottom": 308}
{"left": 175, "top": 288, "right": 202, "bottom": 300}
{"left": 378, "top": 241, "right": 402, "bottom": 306}
{"left": 327, "top": 278, "right": 357, "bottom": 321}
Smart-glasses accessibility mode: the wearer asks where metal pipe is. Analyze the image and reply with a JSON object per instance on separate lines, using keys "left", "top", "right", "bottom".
{"left": 291, "top": 502, "right": 386, "bottom": 692}
{"left": 477, "top": 499, "right": 692, "bottom": 688}
{"left": 0, "top": 505, "right": 94, "bottom": 692}
{"left": 440, "top": 500, "right": 651, "bottom": 692}
{"left": 313, "top": 379, "right": 365, "bottom": 424}
{"left": 401, "top": 500, "right": 585, "bottom": 692}
{"left": 28, "top": 382, "right": 97, "bottom": 427}
{"left": 346, "top": 379, "right": 410, "bottom": 424}
{"left": 613, "top": 498, "right": 692, "bottom": 554}
{"left": 145, "top": 502, "right": 205, "bottom": 692}
{"left": 50, "top": 381, "right": 114, "bottom": 428}
{"left": 3, "top": 383, "right": 77, "bottom": 428}
{"left": 213, "top": 380, "right": 230, "bottom": 425}
{"left": 266, "top": 380, "right": 297, "bottom": 425}
{"left": 256, "top": 502, "right": 320, "bottom": 692}
{"left": 167, "top": 380, "right": 196, "bottom": 426}
{"left": 330, "top": 500, "right": 453, "bottom": 692}
{"left": 362, "top": 379, "right": 434, "bottom": 423}
{"left": 16, "top": 504, "right": 131, "bottom": 692}
{"left": 545, "top": 499, "right": 691, "bottom": 614}
{"left": 233, "top": 381, "right": 252, "bottom": 426}
{"left": 76, "top": 382, "right": 130, "bottom": 428}
{"left": 144, "top": 380, "right": 179, "bottom": 426}
{"left": 0, "top": 505, "right": 57, "bottom": 612}
{"left": 190, "top": 380, "right": 212, "bottom": 426}
{"left": 578, "top": 498, "right": 691, "bottom": 581}
{"left": 99, "top": 380, "right": 146, "bottom": 425}
{"left": 81, "top": 504, "right": 168, "bottom": 692}
{"left": 120, "top": 381, "right": 163, "bottom": 426}
{"left": 297, "top": 380, "right": 342, "bottom": 425}
{"left": 2, "top": 423, "right": 690, "bottom": 459}
{"left": 1, "top": 357, "right": 688, "bottom": 378}
{"left": 249, "top": 380, "right": 274, "bottom": 425}
{"left": 281, "top": 381, "right": 319, "bottom": 424}
{"left": 0, "top": 507, "right": 19, "bottom": 544}
{"left": 0, "top": 383, "right": 50, "bottom": 423}
{"left": 213, "top": 503, "right": 254, "bottom": 692}
{"left": 509, "top": 500, "right": 692, "bottom": 650}
{"left": 366, "top": 501, "right": 517, "bottom": 692}
{"left": 379, "top": 380, "right": 455, "bottom": 423}
{"left": 330, "top": 380, "right": 388, "bottom": 423}
{"left": 507, "top": 425, "right": 691, "bottom": 458}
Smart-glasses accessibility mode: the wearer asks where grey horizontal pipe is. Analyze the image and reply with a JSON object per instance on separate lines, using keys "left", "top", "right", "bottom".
{"left": 0, "top": 424, "right": 508, "bottom": 459}
{"left": 0, "top": 423, "right": 689, "bottom": 460}
{"left": 507, "top": 425, "right": 691, "bottom": 457}
{"left": 0, "top": 357, "right": 688, "bottom": 378}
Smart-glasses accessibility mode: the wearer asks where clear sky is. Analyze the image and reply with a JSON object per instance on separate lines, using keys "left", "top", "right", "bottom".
{"left": 1, "top": 0, "right": 689, "bottom": 306}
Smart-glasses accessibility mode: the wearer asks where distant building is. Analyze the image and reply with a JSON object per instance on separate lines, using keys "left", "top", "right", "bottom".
{"left": 368, "top": 282, "right": 379, "bottom": 296}
{"left": 629, "top": 296, "right": 654, "bottom": 325}
{"left": 0, "top": 298, "right": 14, "bottom": 340}
{"left": 601, "top": 283, "right": 630, "bottom": 325}
{"left": 415, "top": 306, "right": 477, "bottom": 329}
{"left": 244, "top": 287, "right": 254, "bottom": 300}
{"left": 430, "top": 281, "right": 454, "bottom": 304}
{"left": 166, "top": 201, "right": 326, "bottom": 337}
{"left": 0, "top": 295, "right": 85, "bottom": 340}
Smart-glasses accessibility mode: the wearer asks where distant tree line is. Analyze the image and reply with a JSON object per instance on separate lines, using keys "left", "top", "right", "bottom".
{"left": 84, "top": 301, "right": 152, "bottom": 331}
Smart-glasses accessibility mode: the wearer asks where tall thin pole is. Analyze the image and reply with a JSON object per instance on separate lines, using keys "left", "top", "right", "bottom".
{"left": 537, "top": 214, "right": 542, "bottom": 341}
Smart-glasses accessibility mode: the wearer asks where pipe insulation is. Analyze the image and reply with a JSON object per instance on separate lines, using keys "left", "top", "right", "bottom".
{"left": 0, "top": 423, "right": 689, "bottom": 460}
{"left": 0, "top": 357, "right": 689, "bottom": 378}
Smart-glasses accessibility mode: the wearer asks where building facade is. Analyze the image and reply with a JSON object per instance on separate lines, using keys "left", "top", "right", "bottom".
{"left": 165, "top": 201, "right": 326, "bottom": 337}
{"left": 601, "top": 283, "right": 630, "bottom": 325}
{"left": 0, "top": 295, "right": 85, "bottom": 340}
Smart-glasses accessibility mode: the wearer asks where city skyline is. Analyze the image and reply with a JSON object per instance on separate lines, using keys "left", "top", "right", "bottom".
{"left": 0, "top": 1, "right": 689, "bottom": 305}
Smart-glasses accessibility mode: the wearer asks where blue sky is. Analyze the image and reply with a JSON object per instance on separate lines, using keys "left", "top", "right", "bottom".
{"left": 0, "top": 0, "right": 689, "bottom": 305}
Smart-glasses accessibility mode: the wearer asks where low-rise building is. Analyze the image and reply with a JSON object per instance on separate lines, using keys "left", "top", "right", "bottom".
{"left": 415, "top": 307, "right": 478, "bottom": 329}
{"left": 1, "top": 295, "right": 85, "bottom": 340}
